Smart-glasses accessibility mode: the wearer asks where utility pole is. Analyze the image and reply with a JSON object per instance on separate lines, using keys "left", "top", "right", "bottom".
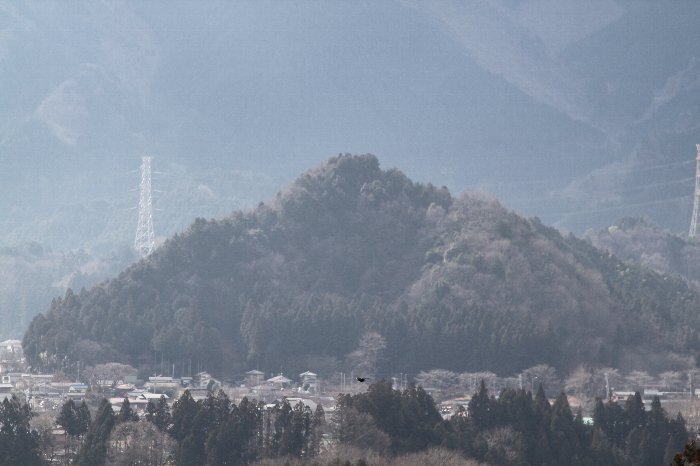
{"left": 690, "top": 372, "right": 694, "bottom": 401}
{"left": 135, "top": 156, "right": 156, "bottom": 257}
{"left": 689, "top": 145, "right": 700, "bottom": 238}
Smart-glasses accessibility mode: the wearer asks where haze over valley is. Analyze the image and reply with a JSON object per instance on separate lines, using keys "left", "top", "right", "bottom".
{"left": 2, "top": 2, "right": 700, "bottom": 464}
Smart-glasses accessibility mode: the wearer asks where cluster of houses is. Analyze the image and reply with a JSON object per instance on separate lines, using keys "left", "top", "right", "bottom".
{"left": 6, "top": 331, "right": 697, "bottom": 430}
{"left": 0, "top": 338, "right": 329, "bottom": 416}
{"left": 16, "top": 370, "right": 323, "bottom": 417}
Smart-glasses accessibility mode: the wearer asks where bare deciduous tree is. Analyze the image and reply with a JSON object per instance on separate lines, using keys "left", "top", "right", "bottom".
{"left": 83, "top": 362, "right": 137, "bottom": 388}
{"left": 346, "top": 332, "right": 386, "bottom": 380}
{"left": 107, "top": 421, "right": 174, "bottom": 466}
{"left": 520, "top": 364, "right": 560, "bottom": 396}
{"left": 415, "top": 369, "right": 459, "bottom": 399}
{"left": 459, "top": 372, "right": 497, "bottom": 395}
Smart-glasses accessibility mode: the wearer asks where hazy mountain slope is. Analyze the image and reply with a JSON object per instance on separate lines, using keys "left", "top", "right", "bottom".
{"left": 0, "top": 164, "right": 276, "bottom": 340}
{"left": 585, "top": 217, "right": 700, "bottom": 281}
{"left": 5, "top": 0, "right": 700, "bottom": 344}
{"left": 3, "top": 1, "right": 700, "bottom": 237}
{"left": 0, "top": 243, "right": 134, "bottom": 338}
{"left": 403, "top": 0, "right": 700, "bottom": 231}
{"left": 23, "top": 155, "right": 700, "bottom": 379}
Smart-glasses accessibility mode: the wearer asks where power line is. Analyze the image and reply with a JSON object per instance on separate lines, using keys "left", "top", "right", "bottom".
{"left": 509, "top": 177, "right": 695, "bottom": 205}
{"left": 538, "top": 195, "right": 691, "bottom": 219}
{"left": 602, "top": 177, "right": 694, "bottom": 193}
{"left": 587, "top": 159, "right": 694, "bottom": 176}
{"left": 473, "top": 159, "right": 694, "bottom": 190}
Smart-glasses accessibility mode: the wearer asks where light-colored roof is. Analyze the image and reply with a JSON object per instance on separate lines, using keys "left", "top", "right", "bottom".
{"left": 285, "top": 397, "right": 318, "bottom": 411}
{"left": 299, "top": 371, "right": 317, "bottom": 377}
{"left": 148, "top": 377, "right": 175, "bottom": 382}
{"left": 246, "top": 370, "right": 264, "bottom": 376}
{"left": 252, "top": 384, "right": 279, "bottom": 391}
{"left": 267, "top": 375, "right": 292, "bottom": 384}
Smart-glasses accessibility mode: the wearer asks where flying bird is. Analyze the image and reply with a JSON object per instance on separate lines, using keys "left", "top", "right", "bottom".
{"left": 356, "top": 377, "right": 367, "bottom": 383}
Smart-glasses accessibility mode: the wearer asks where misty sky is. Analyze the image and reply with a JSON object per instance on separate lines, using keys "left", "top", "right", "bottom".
{"left": 1, "top": 0, "right": 700, "bottom": 241}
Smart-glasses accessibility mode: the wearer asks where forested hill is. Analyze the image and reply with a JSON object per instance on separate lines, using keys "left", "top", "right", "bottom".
{"left": 22, "top": 155, "right": 700, "bottom": 379}
{"left": 585, "top": 217, "right": 700, "bottom": 283}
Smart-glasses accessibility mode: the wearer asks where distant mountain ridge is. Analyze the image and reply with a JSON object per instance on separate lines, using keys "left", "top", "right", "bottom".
{"left": 2, "top": 1, "right": 700, "bottom": 236}
{"left": 585, "top": 217, "right": 700, "bottom": 282}
{"left": 5, "top": 1, "right": 700, "bottom": 345}
{"left": 23, "top": 155, "right": 700, "bottom": 379}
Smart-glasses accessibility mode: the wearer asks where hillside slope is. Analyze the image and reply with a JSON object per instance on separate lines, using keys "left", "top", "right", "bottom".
{"left": 23, "top": 156, "right": 700, "bottom": 378}
{"left": 585, "top": 217, "right": 700, "bottom": 282}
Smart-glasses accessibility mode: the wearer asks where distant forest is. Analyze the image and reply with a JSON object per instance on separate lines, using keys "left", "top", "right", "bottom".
{"left": 22, "top": 155, "right": 700, "bottom": 379}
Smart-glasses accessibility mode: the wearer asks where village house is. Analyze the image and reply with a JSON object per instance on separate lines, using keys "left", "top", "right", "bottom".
{"left": 245, "top": 370, "right": 264, "bottom": 388}
{"left": 299, "top": 371, "right": 318, "bottom": 393}
{"left": 267, "top": 374, "right": 292, "bottom": 389}
{"left": 0, "top": 383, "right": 13, "bottom": 401}
{"left": 66, "top": 383, "right": 88, "bottom": 402}
{"left": 145, "top": 376, "right": 180, "bottom": 394}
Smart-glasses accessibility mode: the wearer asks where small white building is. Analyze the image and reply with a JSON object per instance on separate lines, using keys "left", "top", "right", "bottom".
{"left": 0, "top": 383, "right": 12, "bottom": 401}
{"left": 284, "top": 397, "right": 318, "bottom": 412}
{"left": 245, "top": 370, "right": 265, "bottom": 387}
{"left": 299, "top": 371, "right": 318, "bottom": 393}
{"left": 145, "top": 377, "right": 180, "bottom": 393}
{"left": 267, "top": 374, "right": 292, "bottom": 389}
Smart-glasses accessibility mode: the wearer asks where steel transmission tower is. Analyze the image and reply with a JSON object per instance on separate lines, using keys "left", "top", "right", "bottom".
{"left": 690, "top": 144, "right": 700, "bottom": 238}
{"left": 134, "top": 156, "right": 156, "bottom": 257}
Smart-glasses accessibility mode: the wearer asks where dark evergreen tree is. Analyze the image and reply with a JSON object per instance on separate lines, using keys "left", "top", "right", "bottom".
{"left": 271, "top": 399, "right": 293, "bottom": 457}
{"left": 593, "top": 397, "right": 626, "bottom": 445}
{"left": 205, "top": 397, "right": 262, "bottom": 466}
{"left": 396, "top": 385, "right": 446, "bottom": 454}
{"left": 169, "top": 390, "right": 198, "bottom": 443}
{"left": 201, "top": 390, "right": 231, "bottom": 431}
{"left": 534, "top": 383, "right": 551, "bottom": 418}
{"left": 290, "top": 401, "right": 312, "bottom": 457}
{"left": 641, "top": 396, "right": 666, "bottom": 466}
{"left": 467, "top": 380, "right": 494, "bottom": 430}
{"left": 590, "top": 427, "right": 618, "bottom": 465}
{"left": 206, "top": 413, "right": 241, "bottom": 466}
{"left": 548, "top": 392, "right": 581, "bottom": 464}
{"left": 354, "top": 380, "right": 403, "bottom": 448}
{"left": 57, "top": 399, "right": 79, "bottom": 436}
{"left": 76, "top": 401, "right": 91, "bottom": 435}
{"left": 177, "top": 405, "right": 209, "bottom": 466}
{"left": 117, "top": 397, "right": 138, "bottom": 423}
{"left": 624, "top": 392, "right": 646, "bottom": 432}
{"left": 331, "top": 392, "right": 390, "bottom": 454}
{"left": 0, "top": 395, "right": 41, "bottom": 466}
{"left": 530, "top": 384, "right": 553, "bottom": 465}
{"left": 171, "top": 391, "right": 231, "bottom": 466}
{"left": 57, "top": 398, "right": 90, "bottom": 462}
{"left": 76, "top": 398, "right": 115, "bottom": 466}
{"left": 308, "top": 404, "right": 325, "bottom": 458}
{"left": 177, "top": 434, "right": 201, "bottom": 466}
{"left": 146, "top": 395, "right": 171, "bottom": 432}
